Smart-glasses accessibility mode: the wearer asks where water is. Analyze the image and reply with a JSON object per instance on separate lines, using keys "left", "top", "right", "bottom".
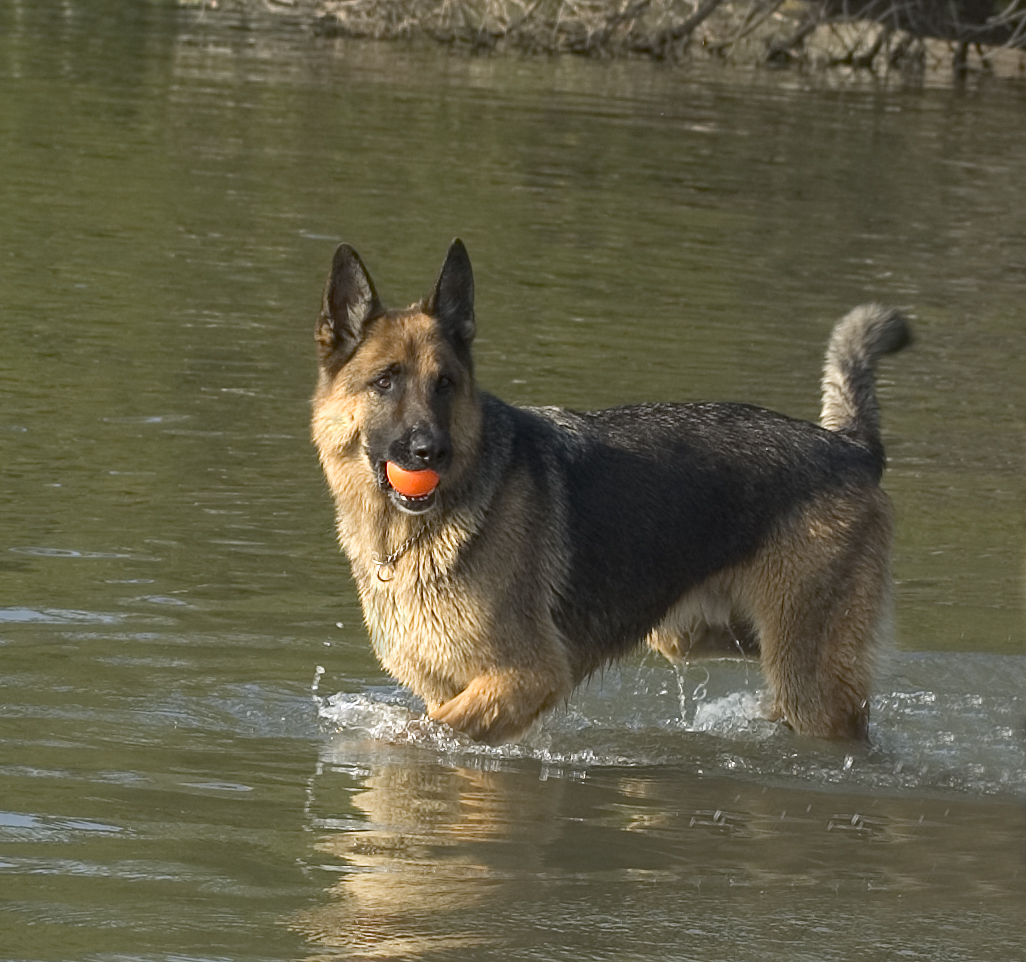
{"left": 1, "top": 2, "right": 1024, "bottom": 960}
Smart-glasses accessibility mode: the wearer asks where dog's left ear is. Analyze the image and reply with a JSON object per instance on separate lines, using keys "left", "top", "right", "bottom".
{"left": 425, "top": 239, "right": 476, "bottom": 351}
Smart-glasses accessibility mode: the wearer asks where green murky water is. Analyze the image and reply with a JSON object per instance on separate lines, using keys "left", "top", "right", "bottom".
{"left": 1, "top": 3, "right": 1024, "bottom": 960}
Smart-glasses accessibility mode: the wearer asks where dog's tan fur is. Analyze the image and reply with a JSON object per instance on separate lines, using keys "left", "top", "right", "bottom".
{"left": 312, "top": 241, "right": 910, "bottom": 745}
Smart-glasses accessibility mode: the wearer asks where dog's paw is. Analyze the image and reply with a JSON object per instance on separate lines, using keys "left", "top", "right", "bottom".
{"left": 766, "top": 698, "right": 869, "bottom": 742}
{"left": 428, "top": 674, "right": 548, "bottom": 746}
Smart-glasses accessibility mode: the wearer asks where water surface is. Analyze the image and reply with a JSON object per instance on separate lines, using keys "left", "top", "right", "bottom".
{"left": 0, "top": 3, "right": 1023, "bottom": 960}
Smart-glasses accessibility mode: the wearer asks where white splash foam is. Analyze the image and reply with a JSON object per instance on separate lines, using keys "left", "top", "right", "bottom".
{"left": 315, "top": 652, "right": 1026, "bottom": 797}
{"left": 690, "top": 691, "right": 772, "bottom": 738}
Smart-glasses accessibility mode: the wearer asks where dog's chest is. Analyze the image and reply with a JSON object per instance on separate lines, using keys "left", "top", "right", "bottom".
{"left": 358, "top": 567, "right": 483, "bottom": 704}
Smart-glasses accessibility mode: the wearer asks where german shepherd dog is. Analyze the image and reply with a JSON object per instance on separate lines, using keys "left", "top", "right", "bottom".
{"left": 312, "top": 240, "right": 911, "bottom": 745}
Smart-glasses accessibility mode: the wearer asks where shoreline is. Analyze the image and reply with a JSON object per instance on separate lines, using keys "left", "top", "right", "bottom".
{"left": 180, "top": 0, "right": 1026, "bottom": 86}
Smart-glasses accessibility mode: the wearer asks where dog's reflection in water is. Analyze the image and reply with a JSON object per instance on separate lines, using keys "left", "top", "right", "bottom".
{"left": 293, "top": 754, "right": 564, "bottom": 958}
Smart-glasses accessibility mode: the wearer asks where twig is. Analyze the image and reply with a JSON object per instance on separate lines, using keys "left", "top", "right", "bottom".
{"left": 710, "top": 0, "right": 786, "bottom": 56}
{"left": 765, "top": 7, "right": 821, "bottom": 63}
{"left": 650, "top": 0, "right": 727, "bottom": 58}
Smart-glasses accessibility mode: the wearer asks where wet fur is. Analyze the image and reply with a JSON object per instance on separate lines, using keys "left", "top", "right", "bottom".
{"left": 312, "top": 240, "right": 911, "bottom": 745}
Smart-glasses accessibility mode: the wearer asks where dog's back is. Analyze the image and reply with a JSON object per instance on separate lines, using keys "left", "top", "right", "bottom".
{"left": 524, "top": 400, "right": 888, "bottom": 673}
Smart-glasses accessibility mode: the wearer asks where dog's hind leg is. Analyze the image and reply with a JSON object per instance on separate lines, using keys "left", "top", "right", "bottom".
{"left": 646, "top": 580, "right": 759, "bottom": 665}
{"left": 748, "top": 494, "right": 892, "bottom": 741}
{"left": 756, "top": 601, "right": 879, "bottom": 741}
{"left": 649, "top": 621, "right": 759, "bottom": 663}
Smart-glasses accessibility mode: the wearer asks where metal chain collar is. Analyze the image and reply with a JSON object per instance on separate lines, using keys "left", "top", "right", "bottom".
{"left": 373, "top": 525, "right": 427, "bottom": 582}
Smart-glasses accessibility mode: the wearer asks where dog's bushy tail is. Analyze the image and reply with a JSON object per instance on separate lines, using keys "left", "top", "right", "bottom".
{"left": 820, "top": 304, "right": 912, "bottom": 467}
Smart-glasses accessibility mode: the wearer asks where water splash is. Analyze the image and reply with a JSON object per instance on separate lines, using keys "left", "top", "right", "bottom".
{"left": 316, "top": 651, "right": 1026, "bottom": 799}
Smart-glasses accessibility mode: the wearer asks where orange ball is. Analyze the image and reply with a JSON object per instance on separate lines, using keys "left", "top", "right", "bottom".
{"left": 386, "top": 462, "right": 440, "bottom": 498}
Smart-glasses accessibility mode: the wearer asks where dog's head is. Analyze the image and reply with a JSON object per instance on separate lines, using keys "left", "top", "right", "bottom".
{"left": 312, "top": 240, "right": 481, "bottom": 516}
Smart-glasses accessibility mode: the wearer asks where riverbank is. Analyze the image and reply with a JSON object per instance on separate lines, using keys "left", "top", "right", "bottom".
{"left": 183, "top": 0, "right": 1026, "bottom": 83}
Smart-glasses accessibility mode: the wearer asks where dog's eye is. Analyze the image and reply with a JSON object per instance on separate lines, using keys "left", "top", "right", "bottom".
{"left": 437, "top": 375, "right": 454, "bottom": 393}
{"left": 372, "top": 373, "right": 394, "bottom": 393}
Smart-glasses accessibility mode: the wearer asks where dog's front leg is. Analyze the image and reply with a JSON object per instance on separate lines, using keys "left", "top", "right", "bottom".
{"left": 428, "top": 667, "right": 570, "bottom": 746}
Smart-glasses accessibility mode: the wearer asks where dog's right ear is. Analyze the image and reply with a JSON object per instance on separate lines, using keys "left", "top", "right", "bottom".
{"left": 315, "top": 244, "right": 384, "bottom": 368}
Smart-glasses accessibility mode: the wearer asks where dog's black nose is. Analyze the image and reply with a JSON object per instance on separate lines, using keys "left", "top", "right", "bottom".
{"left": 408, "top": 426, "right": 449, "bottom": 469}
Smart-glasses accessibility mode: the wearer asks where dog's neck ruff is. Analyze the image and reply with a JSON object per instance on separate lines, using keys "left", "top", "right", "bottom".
{"left": 373, "top": 525, "right": 427, "bottom": 582}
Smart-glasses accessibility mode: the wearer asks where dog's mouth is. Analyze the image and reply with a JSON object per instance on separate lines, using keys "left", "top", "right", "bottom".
{"left": 376, "top": 461, "right": 438, "bottom": 514}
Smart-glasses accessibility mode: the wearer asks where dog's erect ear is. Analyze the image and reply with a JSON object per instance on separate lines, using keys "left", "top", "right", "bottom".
{"left": 316, "top": 244, "right": 384, "bottom": 366}
{"left": 425, "top": 239, "right": 476, "bottom": 351}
